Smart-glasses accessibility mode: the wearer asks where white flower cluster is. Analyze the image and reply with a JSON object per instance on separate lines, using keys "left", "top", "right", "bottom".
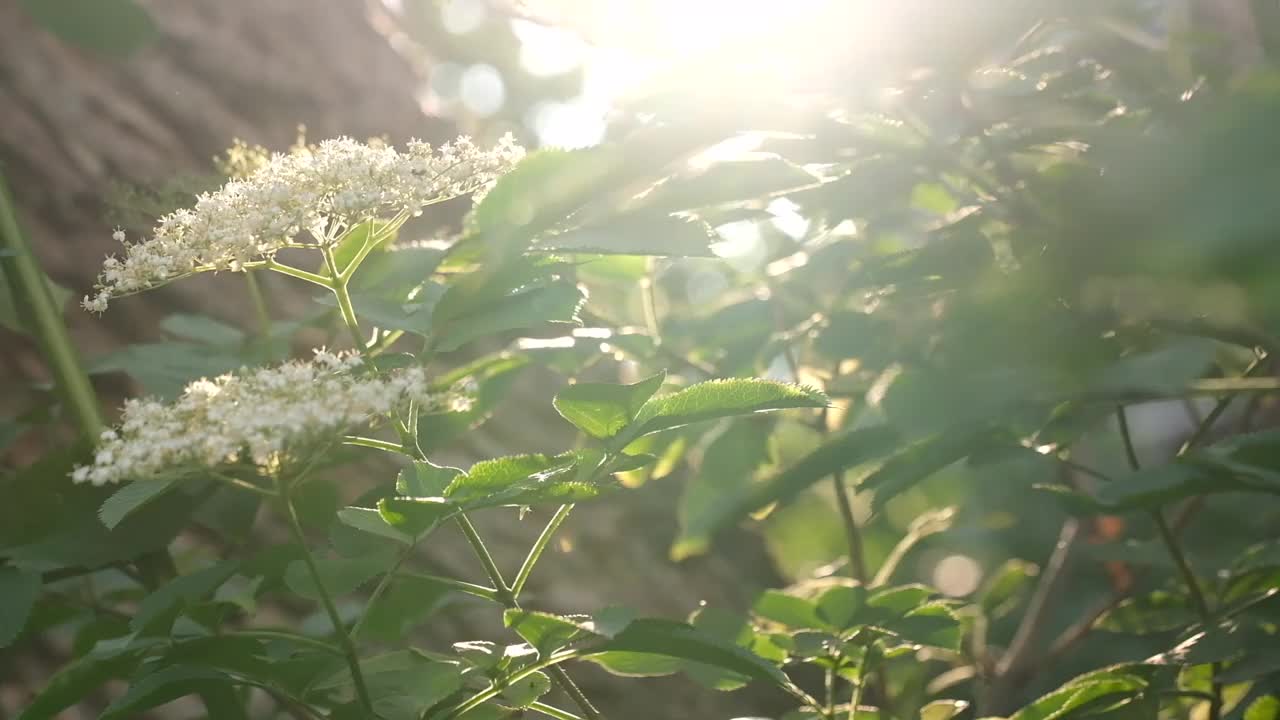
{"left": 84, "top": 134, "right": 524, "bottom": 312}
{"left": 72, "top": 350, "right": 473, "bottom": 486}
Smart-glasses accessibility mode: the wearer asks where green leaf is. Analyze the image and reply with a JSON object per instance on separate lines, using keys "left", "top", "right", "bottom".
{"left": 921, "top": 700, "right": 971, "bottom": 720}
{"left": 98, "top": 478, "right": 180, "bottom": 530}
{"left": 284, "top": 554, "right": 388, "bottom": 601}
{"left": 19, "top": 0, "right": 158, "bottom": 58}
{"left": 639, "top": 156, "right": 820, "bottom": 211}
{"left": 315, "top": 650, "right": 463, "bottom": 720}
{"left": 622, "top": 379, "right": 827, "bottom": 444}
{"left": 754, "top": 590, "right": 824, "bottom": 630}
{"left": 1245, "top": 694, "right": 1280, "bottom": 720}
{"left": 377, "top": 497, "right": 454, "bottom": 536}
{"left": 816, "top": 585, "right": 867, "bottom": 630}
{"left": 501, "top": 670, "right": 552, "bottom": 708}
{"left": 100, "top": 665, "right": 230, "bottom": 720}
{"left": 865, "top": 429, "right": 993, "bottom": 514}
{"left": 336, "top": 506, "right": 414, "bottom": 544}
{"left": 89, "top": 342, "right": 244, "bottom": 400}
{"left": 865, "top": 585, "right": 938, "bottom": 618}
{"left": 432, "top": 282, "right": 585, "bottom": 353}
{"left": 535, "top": 212, "right": 717, "bottom": 256}
{"left": 1009, "top": 666, "right": 1161, "bottom": 720}
{"left": 132, "top": 560, "right": 239, "bottom": 635}
{"left": 675, "top": 424, "right": 900, "bottom": 560}
{"left": 446, "top": 454, "right": 576, "bottom": 504}
{"left": 0, "top": 567, "right": 41, "bottom": 647}
{"left": 159, "top": 314, "right": 245, "bottom": 347}
{"left": 1096, "top": 591, "right": 1199, "bottom": 635}
{"left": 15, "top": 647, "right": 141, "bottom": 720}
{"left": 504, "top": 610, "right": 599, "bottom": 655}
{"left": 979, "top": 559, "right": 1040, "bottom": 618}
{"left": 332, "top": 220, "right": 400, "bottom": 275}
{"left": 1093, "top": 463, "right": 1236, "bottom": 511}
{"left": 590, "top": 619, "right": 790, "bottom": 688}
{"left": 443, "top": 451, "right": 626, "bottom": 510}
{"left": 553, "top": 372, "right": 666, "bottom": 439}
{"left": 398, "top": 461, "right": 462, "bottom": 496}
{"left": 872, "top": 507, "right": 957, "bottom": 588}
{"left": 588, "top": 652, "right": 685, "bottom": 677}
{"left": 673, "top": 417, "right": 775, "bottom": 560}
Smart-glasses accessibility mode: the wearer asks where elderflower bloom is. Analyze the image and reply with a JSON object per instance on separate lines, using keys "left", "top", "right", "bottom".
{"left": 84, "top": 134, "right": 524, "bottom": 312}
{"left": 71, "top": 349, "right": 474, "bottom": 486}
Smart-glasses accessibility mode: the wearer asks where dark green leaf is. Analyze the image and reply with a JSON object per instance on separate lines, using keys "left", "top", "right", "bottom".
{"left": 0, "top": 567, "right": 41, "bottom": 647}
{"left": 99, "top": 478, "right": 180, "bottom": 530}
{"left": 865, "top": 429, "right": 993, "bottom": 514}
{"left": 284, "top": 554, "right": 388, "bottom": 601}
{"left": 132, "top": 560, "right": 239, "bottom": 634}
{"left": 676, "top": 424, "right": 900, "bottom": 559}
{"left": 100, "top": 665, "right": 230, "bottom": 720}
{"left": 553, "top": 372, "right": 666, "bottom": 439}
{"left": 159, "top": 314, "right": 245, "bottom": 347}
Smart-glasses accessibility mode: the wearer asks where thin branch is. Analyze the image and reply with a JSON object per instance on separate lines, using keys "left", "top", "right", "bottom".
{"left": 1116, "top": 405, "right": 1221, "bottom": 720}
{"left": 278, "top": 481, "right": 374, "bottom": 716}
{"left": 513, "top": 504, "right": 575, "bottom": 597}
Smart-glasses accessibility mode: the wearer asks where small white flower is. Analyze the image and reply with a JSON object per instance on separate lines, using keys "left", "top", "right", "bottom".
{"left": 85, "top": 134, "right": 524, "bottom": 311}
{"left": 71, "top": 353, "right": 474, "bottom": 485}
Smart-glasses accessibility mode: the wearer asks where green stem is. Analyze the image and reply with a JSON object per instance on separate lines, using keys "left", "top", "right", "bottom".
{"left": 262, "top": 259, "right": 333, "bottom": 289}
{"left": 0, "top": 170, "right": 104, "bottom": 442}
{"left": 848, "top": 645, "right": 874, "bottom": 720}
{"left": 343, "top": 435, "right": 410, "bottom": 455}
{"left": 321, "top": 246, "right": 367, "bottom": 351}
{"left": 278, "top": 479, "right": 374, "bottom": 716}
{"left": 831, "top": 473, "right": 867, "bottom": 583}
{"left": 394, "top": 571, "right": 501, "bottom": 602}
{"left": 455, "top": 513, "right": 606, "bottom": 720}
{"left": 338, "top": 211, "right": 410, "bottom": 283}
{"left": 1115, "top": 406, "right": 1220, "bottom": 720}
{"left": 244, "top": 270, "right": 272, "bottom": 337}
{"left": 513, "top": 504, "right": 574, "bottom": 597}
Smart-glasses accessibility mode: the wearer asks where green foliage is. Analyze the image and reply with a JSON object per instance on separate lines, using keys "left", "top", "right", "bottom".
{"left": 9, "top": 3, "right": 1280, "bottom": 718}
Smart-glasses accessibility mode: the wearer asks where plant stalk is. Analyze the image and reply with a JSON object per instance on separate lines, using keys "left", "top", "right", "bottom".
{"left": 1115, "top": 406, "right": 1220, "bottom": 720}
{"left": 278, "top": 479, "right": 374, "bottom": 716}
{"left": 0, "top": 169, "right": 104, "bottom": 442}
{"left": 321, "top": 245, "right": 367, "bottom": 351}
{"left": 455, "top": 513, "right": 605, "bottom": 720}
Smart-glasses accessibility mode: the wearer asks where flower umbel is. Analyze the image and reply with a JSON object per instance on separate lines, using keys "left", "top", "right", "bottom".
{"left": 72, "top": 350, "right": 473, "bottom": 485}
{"left": 84, "top": 134, "right": 524, "bottom": 312}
